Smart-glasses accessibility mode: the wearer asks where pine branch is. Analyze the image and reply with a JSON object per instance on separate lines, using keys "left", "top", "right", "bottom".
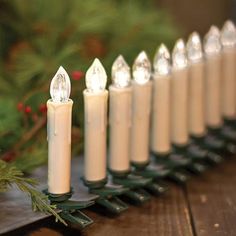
{"left": 0, "top": 160, "right": 67, "bottom": 226}
{"left": 2, "top": 116, "right": 47, "bottom": 162}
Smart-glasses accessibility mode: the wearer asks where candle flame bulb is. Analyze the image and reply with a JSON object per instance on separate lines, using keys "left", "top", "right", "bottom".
{"left": 187, "top": 32, "right": 203, "bottom": 62}
{"left": 153, "top": 44, "right": 171, "bottom": 75}
{"left": 221, "top": 20, "right": 236, "bottom": 47}
{"left": 132, "top": 51, "right": 151, "bottom": 84}
{"left": 204, "top": 26, "right": 221, "bottom": 55}
{"left": 111, "top": 55, "right": 131, "bottom": 88}
{"left": 85, "top": 58, "right": 107, "bottom": 93}
{"left": 50, "top": 66, "right": 71, "bottom": 103}
{"left": 172, "top": 39, "right": 188, "bottom": 69}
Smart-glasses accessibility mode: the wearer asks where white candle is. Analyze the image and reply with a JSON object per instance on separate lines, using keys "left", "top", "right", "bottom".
{"left": 204, "top": 26, "right": 222, "bottom": 128}
{"left": 221, "top": 20, "right": 236, "bottom": 119}
{"left": 130, "top": 51, "right": 152, "bottom": 165}
{"left": 171, "top": 39, "right": 189, "bottom": 146}
{"left": 83, "top": 59, "right": 108, "bottom": 182}
{"left": 151, "top": 44, "right": 171, "bottom": 154}
{"left": 187, "top": 32, "right": 206, "bottom": 137}
{"left": 109, "top": 55, "right": 132, "bottom": 174}
{"left": 47, "top": 66, "right": 72, "bottom": 194}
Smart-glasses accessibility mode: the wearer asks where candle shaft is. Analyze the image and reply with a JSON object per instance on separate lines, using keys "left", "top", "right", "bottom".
{"left": 109, "top": 85, "right": 132, "bottom": 173}
{"left": 130, "top": 81, "right": 152, "bottom": 164}
{"left": 151, "top": 74, "right": 171, "bottom": 154}
{"left": 47, "top": 99, "right": 73, "bottom": 194}
{"left": 188, "top": 62, "right": 206, "bottom": 136}
{"left": 171, "top": 68, "right": 189, "bottom": 145}
{"left": 222, "top": 49, "right": 236, "bottom": 119}
{"left": 83, "top": 90, "right": 108, "bottom": 182}
{"left": 205, "top": 55, "right": 222, "bottom": 128}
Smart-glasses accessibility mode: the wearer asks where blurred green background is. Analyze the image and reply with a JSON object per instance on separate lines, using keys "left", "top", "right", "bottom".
{"left": 0, "top": 0, "right": 233, "bottom": 172}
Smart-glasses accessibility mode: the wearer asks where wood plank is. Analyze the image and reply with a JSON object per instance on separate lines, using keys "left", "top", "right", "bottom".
{"left": 186, "top": 158, "right": 236, "bottom": 236}
{"left": 81, "top": 183, "right": 193, "bottom": 236}
{"left": 3, "top": 183, "right": 193, "bottom": 236}
{"left": 0, "top": 157, "right": 193, "bottom": 236}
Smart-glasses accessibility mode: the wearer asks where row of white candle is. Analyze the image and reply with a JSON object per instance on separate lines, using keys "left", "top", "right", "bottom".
{"left": 47, "top": 20, "right": 236, "bottom": 194}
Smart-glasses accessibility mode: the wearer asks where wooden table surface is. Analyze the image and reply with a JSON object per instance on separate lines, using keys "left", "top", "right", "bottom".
{"left": 1, "top": 157, "right": 236, "bottom": 236}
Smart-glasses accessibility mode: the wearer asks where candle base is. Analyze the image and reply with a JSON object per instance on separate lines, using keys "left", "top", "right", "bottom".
{"left": 132, "top": 161, "right": 171, "bottom": 178}
{"left": 222, "top": 118, "right": 236, "bottom": 145}
{"left": 108, "top": 169, "right": 131, "bottom": 178}
{"left": 82, "top": 177, "right": 107, "bottom": 189}
{"left": 168, "top": 151, "right": 192, "bottom": 167}
{"left": 190, "top": 135, "right": 224, "bottom": 164}
{"left": 152, "top": 152, "right": 190, "bottom": 184}
{"left": 82, "top": 177, "right": 129, "bottom": 214}
{"left": 111, "top": 172, "right": 152, "bottom": 204}
{"left": 172, "top": 144, "right": 208, "bottom": 175}
{"left": 43, "top": 189, "right": 94, "bottom": 228}
{"left": 131, "top": 161, "right": 169, "bottom": 196}
{"left": 206, "top": 127, "right": 236, "bottom": 155}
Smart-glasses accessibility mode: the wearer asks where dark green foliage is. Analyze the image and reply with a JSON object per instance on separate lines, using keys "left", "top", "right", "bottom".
{"left": 0, "top": 0, "right": 179, "bottom": 171}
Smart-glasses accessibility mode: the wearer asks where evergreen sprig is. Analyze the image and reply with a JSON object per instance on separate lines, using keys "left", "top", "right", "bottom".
{"left": 0, "top": 160, "right": 67, "bottom": 226}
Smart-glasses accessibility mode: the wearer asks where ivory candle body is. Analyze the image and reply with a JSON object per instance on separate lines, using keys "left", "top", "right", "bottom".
{"left": 131, "top": 81, "right": 152, "bottom": 164}
{"left": 109, "top": 85, "right": 132, "bottom": 173}
{"left": 222, "top": 49, "right": 236, "bottom": 119}
{"left": 151, "top": 74, "right": 171, "bottom": 154}
{"left": 188, "top": 62, "right": 206, "bottom": 136}
{"left": 83, "top": 90, "right": 108, "bottom": 182}
{"left": 47, "top": 99, "right": 73, "bottom": 194}
{"left": 205, "top": 55, "right": 222, "bottom": 128}
{"left": 171, "top": 68, "right": 189, "bottom": 145}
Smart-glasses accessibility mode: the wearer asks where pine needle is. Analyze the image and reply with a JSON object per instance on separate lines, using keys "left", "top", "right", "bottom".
{"left": 0, "top": 160, "right": 67, "bottom": 226}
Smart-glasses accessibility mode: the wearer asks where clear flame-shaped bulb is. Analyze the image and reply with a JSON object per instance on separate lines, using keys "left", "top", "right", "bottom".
{"left": 153, "top": 44, "right": 171, "bottom": 75}
{"left": 204, "top": 26, "right": 221, "bottom": 55}
{"left": 187, "top": 32, "right": 203, "bottom": 62}
{"left": 172, "top": 39, "right": 188, "bottom": 69}
{"left": 111, "top": 55, "right": 131, "bottom": 88}
{"left": 221, "top": 20, "right": 236, "bottom": 47}
{"left": 132, "top": 51, "right": 151, "bottom": 84}
{"left": 50, "top": 66, "right": 71, "bottom": 103}
{"left": 85, "top": 58, "right": 107, "bottom": 93}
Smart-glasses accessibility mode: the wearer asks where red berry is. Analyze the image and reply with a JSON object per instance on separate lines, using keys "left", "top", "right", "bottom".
{"left": 71, "top": 70, "right": 84, "bottom": 81}
{"left": 17, "top": 102, "right": 24, "bottom": 111}
{"left": 2, "top": 151, "right": 16, "bottom": 162}
{"left": 24, "top": 106, "right": 32, "bottom": 114}
{"left": 39, "top": 103, "right": 47, "bottom": 113}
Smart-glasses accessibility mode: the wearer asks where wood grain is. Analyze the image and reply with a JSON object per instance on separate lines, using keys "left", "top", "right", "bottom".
{"left": 80, "top": 183, "right": 193, "bottom": 236}
{"left": 0, "top": 157, "right": 193, "bottom": 236}
{"left": 2, "top": 183, "right": 193, "bottom": 236}
{"left": 186, "top": 158, "right": 236, "bottom": 236}
{"left": 2, "top": 157, "right": 236, "bottom": 236}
